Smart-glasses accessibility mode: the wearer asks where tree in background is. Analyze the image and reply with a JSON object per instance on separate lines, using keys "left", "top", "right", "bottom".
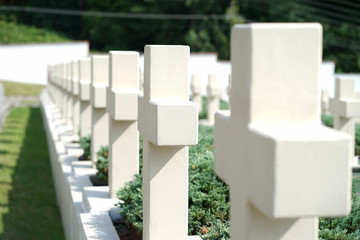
{"left": 0, "top": 0, "right": 359, "bottom": 72}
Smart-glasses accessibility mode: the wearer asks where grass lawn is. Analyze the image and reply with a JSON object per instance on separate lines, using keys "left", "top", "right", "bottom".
{"left": 0, "top": 80, "right": 45, "bottom": 96}
{"left": 0, "top": 107, "right": 64, "bottom": 240}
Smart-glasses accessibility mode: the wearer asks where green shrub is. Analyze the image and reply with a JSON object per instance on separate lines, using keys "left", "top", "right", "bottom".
{"left": 201, "top": 219, "right": 230, "bottom": 240}
{"left": 116, "top": 174, "right": 143, "bottom": 237}
{"left": 199, "top": 96, "right": 229, "bottom": 120}
{"left": 355, "top": 125, "right": 360, "bottom": 156}
{"left": 116, "top": 125, "right": 230, "bottom": 238}
{"left": 79, "top": 135, "right": 91, "bottom": 160}
{"left": 321, "top": 113, "right": 333, "bottom": 128}
{"left": 319, "top": 178, "right": 360, "bottom": 239}
{"left": 95, "top": 145, "right": 109, "bottom": 181}
{"left": 139, "top": 134, "right": 143, "bottom": 174}
{"left": 117, "top": 122, "right": 360, "bottom": 239}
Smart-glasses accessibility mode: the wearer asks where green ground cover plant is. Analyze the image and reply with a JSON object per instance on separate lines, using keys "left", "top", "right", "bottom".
{"left": 94, "top": 134, "right": 144, "bottom": 185}
{"left": 116, "top": 125, "right": 230, "bottom": 239}
{"left": 118, "top": 115, "right": 360, "bottom": 239}
{"left": 199, "top": 96, "right": 228, "bottom": 120}
{"left": 0, "top": 107, "right": 64, "bottom": 239}
{"left": 95, "top": 145, "right": 109, "bottom": 182}
{"left": 79, "top": 135, "right": 91, "bottom": 160}
{"left": 321, "top": 113, "right": 333, "bottom": 128}
{"left": 0, "top": 80, "right": 45, "bottom": 96}
{"left": 319, "top": 177, "right": 360, "bottom": 239}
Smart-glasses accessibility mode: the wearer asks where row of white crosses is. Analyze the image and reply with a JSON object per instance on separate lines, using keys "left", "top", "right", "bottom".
{"left": 330, "top": 77, "right": 360, "bottom": 165}
{"left": 46, "top": 23, "right": 351, "bottom": 240}
{"left": 48, "top": 46, "right": 198, "bottom": 239}
{"left": 191, "top": 73, "right": 223, "bottom": 125}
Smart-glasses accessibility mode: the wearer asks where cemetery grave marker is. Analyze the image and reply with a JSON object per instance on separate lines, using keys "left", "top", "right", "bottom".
{"left": 215, "top": 23, "right": 351, "bottom": 240}
{"left": 107, "top": 51, "right": 140, "bottom": 198}
{"left": 190, "top": 74, "right": 202, "bottom": 112}
{"left": 138, "top": 45, "right": 198, "bottom": 240}
{"left": 90, "top": 55, "right": 109, "bottom": 166}
{"left": 79, "top": 58, "right": 92, "bottom": 138}
{"left": 331, "top": 77, "right": 360, "bottom": 164}
{"left": 206, "top": 74, "right": 221, "bottom": 124}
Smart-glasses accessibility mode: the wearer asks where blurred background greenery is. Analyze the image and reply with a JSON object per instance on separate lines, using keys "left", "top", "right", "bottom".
{"left": 0, "top": 0, "right": 358, "bottom": 72}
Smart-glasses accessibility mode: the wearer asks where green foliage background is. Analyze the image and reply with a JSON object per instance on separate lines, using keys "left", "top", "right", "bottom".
{"left": 1, "top": 0, "right": 359, "bottom": 72}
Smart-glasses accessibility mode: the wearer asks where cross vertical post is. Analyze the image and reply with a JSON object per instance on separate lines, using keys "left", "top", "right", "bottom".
{"left": 138, "top": 45, "right": 198, "bottom": 240}
{"left": 206, "top": 74, "right": 221, "bottom": 124}
{"left": 107, "top": 51, "right": 140, "bottom": 198}
{"left": 79, "top": 58, "right": 92, "bottom": 138}
{"left": 190, "top": 74, "right": 202, "bottom": 112}
{"left": 90, "top": 55, "right": 109, "bottom": 166}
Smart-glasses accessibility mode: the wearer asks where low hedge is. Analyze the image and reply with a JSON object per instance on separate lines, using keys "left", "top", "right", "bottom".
{"left": 79, "top": 134, "right": 91, "bottom": 160}
{"left": 116, "top": 125, "right": 230, "bottom": 239}
{"left": 117, "top": 121, "right": 360, "bottom": 239}
{"left": 95, "top": 145, "right": 109, "bottom": 182}
{"left": 319, "top": 177, "right": 360, "bottom": 239}
{"left": 94, "top": 135, "right": 143, "bottom": 183}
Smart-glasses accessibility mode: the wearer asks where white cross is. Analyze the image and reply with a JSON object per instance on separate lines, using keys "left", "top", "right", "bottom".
{"left": 78, "top": 58, "right": 92, "bottom": 138}
{"left": 107, "top": 51, "right": 140, "bottom": 198}
{"left": 65, "top": 62, "right": 73, "bottom": 126}
{"left": 206, "top": 74, "right": 221, "bottom": 124}
{"left": 321, "top": 90, "right": 329, "bottom": 114}
{"left": 71, "top": 60, "right": 80, "bottom": 136}
{"left": 191, "top": 74, "right": 202, "bottom": 112}
{"left": 138, "top": 45, "right": 198, "bottom": 240}
{"left": 215, "top": 23, "right": 351, "bottom": 240}
{"left": 331, "top": 77, "right": 360, "bottom": 163}
{"left": 90, "top": 55, "right": 109, "bottom": 166}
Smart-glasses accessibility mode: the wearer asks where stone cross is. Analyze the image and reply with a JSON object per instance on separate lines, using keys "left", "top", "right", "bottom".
{"left": 90, "top": 55, "right": 109, "bottom": 166}
{"left": 54, "top": 64, "right": 60, "bottom": 108}
{"left": 215, "top": 23, "right": 351, "bottom": 240}
{"left": 71, "top": 60, "right": 80, "bottom": 136}
{"left": 355, "top": 91, "right": 360, "bottom": 124}
{"left": 47, "top": 65, "right": 55, "bottom": 101}
{"left": 107, "top": 51, "right": 140, "bottom": 198}
{"left": 66, "top": 62, "right": 73, "bottom": 127}
{"left": 50, "top": 64, "right": 58, "bottom": 106}
{"left": 206, "top": 74, "right": 222, "bottom": 124}
{"left": 227, "top": 74, "right": 231, "bottom": 109}
{"left": 79, "top": 58, "right": 92, "bottom": 138}
{"left": 139, "top": 68, "right": 144, "bottom": 92}
{"left": 190, "top": 74, "right": 202, "bottom": 112}
{"left": 0, "top": 82, "right": 3, "bottom": 116}
{"left": 56, "top": 64, "right": 63, "bottom": 111}
{"left": 61, "top": 63, "right": 68, "bottom": 120}
{"left": 331, "top": 77, "right": 360, "bottom": 163}
{"left": 138, "top": 45, "right": 198, "bottom": 240}
{"left": 321, "top": 90, "right": 330, "bottom": 114}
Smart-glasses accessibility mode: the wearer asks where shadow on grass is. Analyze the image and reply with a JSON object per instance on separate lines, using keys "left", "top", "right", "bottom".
{"left": 0, "top": 107, "right": 65, "bottom": 240}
